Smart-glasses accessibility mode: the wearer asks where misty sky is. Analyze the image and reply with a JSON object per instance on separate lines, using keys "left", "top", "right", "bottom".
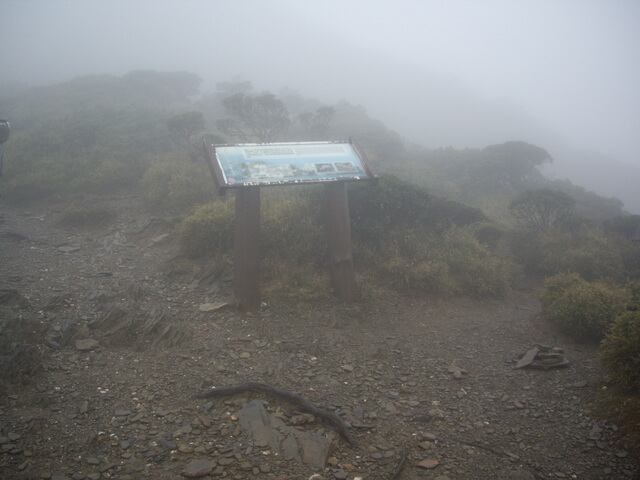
{"left": 1, "top": 0, "right": 639, "bottom": 170}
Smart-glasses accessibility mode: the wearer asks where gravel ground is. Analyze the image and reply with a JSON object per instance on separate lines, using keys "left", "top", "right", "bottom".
{"left": 0, "top": 196, "right": 638, "bottom": 480}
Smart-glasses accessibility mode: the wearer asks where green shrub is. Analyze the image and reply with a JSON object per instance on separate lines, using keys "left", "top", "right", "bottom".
{"left": 540, "top": 230, "right": 623, "bottom": 281}
{"left": 471, "top": 221, "right": 505, "bottom": 250}
{"left": 349, "top": 174, "right": 485, "bottom": 246}
{"left": 370, "top": 226, "right": 513, "bottom": 297}
{"left": 3, "top": 152, "right": 145, "bottom": 203}
{"left": 600, "top": 310, "right": 640, "bottom": 392}
{"left": 179, "top": 189, "right": 327, "bottom": 263}
{"left": 602, "top": 214, "right": 640, "bottom": 239}
{"left": 179, "top": 189, "right": 331, "bottom": 302}
{"left": 508, "top": 228, "right": 626, "bottom": 281}
{"left": 261, "top": 188, "right": 326, "bottom": 265}
{"left": 179, "top": 181, "right": 514, "bottom": 300}
{"left": 442, "top": 227, "right": 513, "bottom": 296}
{"left": 179, "top": 200, "right": 234, "bottom": 258}
{"left": 540, "top": 273, "right": 629, "bottom": 340}
{"left": 262, "top": 260, "right": 332, "bottom": 302}
{"left": 141, "top": 156, "right": 215, "bottom": 212}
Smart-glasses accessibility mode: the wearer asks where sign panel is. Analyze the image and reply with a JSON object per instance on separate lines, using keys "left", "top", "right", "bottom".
{"left": 205, "top": 140, "right": 374, "bottom": 191}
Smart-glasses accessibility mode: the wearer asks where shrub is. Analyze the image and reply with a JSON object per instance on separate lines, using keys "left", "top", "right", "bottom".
{"left": 349, "top": 174, "right": 485, "bottom": 246}
{"left": 540, "top": 230, "right": 624, "bottom": 281}
{"left": 141, "top": 156, "right": 215, "bottom": 213}
{"left": 179, "top": 188, "right": 331, "bottom": 302}
{"left": 179, "top": 189, "right": 327, "bottom": 261}
{"left": 179, "top": 200, "right": 234, "bottom": 258}
{"left": 600, "top": 310, "right": 640, "bottom": 393}
{"left": 3, "top": 153, "right": 145, "bottom": 203}
{"left": 179, "top": 180, "right": 514, "bottom": 300}
{"left": 602, "top": 214, "right": 640, "bottom": 239}
{"left": 442, "top": 227, "right": 513, "bottom": 296}
{"left": 261, "top": 188, "right": 326, "bottom": 265}
{"left": 540, "top": 273, "right": 629, "bottom": 340}
{"left": 471, "top": 221, "right": 505, "bottom": 250}
{"left": 261, "top": 260, "right": 333, "bottom": 302}
{"left": 538, "top": 272, "right": 582, "bottom": 305}
{"left": 509, "top": 188, "right": 575, "bottom": 230}
{"left": 371, "top": 226, "right": 513, "bottom": 297}
{"left": 508, "top": 228, "right": 626, "bottom": 281}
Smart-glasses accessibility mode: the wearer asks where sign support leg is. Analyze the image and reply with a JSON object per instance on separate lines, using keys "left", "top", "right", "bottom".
{"left": 324, "top": 182, "right": 357, "bottom": 302}
{"left": 234, "top": 186, "right": 261, "bottom": 311}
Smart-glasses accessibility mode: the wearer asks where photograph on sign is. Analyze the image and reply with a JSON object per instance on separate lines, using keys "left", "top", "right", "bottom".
{"left": 206, "top": 141, "right": 373, "bottom": 189}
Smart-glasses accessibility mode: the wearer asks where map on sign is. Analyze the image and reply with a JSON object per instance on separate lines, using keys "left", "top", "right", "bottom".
{"left": 205, "top": 141, "right": 374, "bottom": 190}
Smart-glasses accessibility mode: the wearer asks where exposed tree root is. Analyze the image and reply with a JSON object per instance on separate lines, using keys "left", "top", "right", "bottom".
{"left": 197, "top": 381, "right": 358, "bottom": 447}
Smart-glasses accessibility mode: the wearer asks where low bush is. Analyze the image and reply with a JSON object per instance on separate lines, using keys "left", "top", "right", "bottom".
{"left": 596, "top": 389, "right": 640, "bottom": 459}
{"left": 349, "top": 174, "right": 485, "bottom": 246}
{"left": 261, "top": 188, "right": 326, "bottom": 265}
{"left": 261, "top": 260, "right": 333, "bottom": 302}
{"left": 179, "top": 177, "right": 515, "bottom": 301}
{"left": 141, "top": 156, "right": 215, "bottom": 213}
{"left": 371, "top": 226, "right": 513, "bottom": 297}
{"left": 470, "top": 221, "right": 505, "bottom": 250}
{"left": 3, "top": 153, "right": 146, "bottom": 203}
{"left": 541, "top": 230, "right": 624, "bottom": 281}
{"left": 602, "top": 214, "right": 640, "bottom": 239}
{"left": 598, "top": 286, "right": 640, "bottom": 455}
{"left": 508, "top": 228, "right": 627, "bottom": 281}
{"left": 179, "top": 200, "right": 234, "bottom": 258}
{"left": 600, "top": 309, "right": 640, "bottom": 393}
{"left": 540, "top": 273, "right": 629, "bottom": 340}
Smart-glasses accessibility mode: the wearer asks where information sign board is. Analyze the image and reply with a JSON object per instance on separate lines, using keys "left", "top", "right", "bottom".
{"left": 205, "top": 140, "right": 374, "bottom": 191}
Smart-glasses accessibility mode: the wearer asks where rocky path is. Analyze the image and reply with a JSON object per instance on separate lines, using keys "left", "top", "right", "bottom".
{"left": 0, "top": 197, "right": 638, "bottom": 480}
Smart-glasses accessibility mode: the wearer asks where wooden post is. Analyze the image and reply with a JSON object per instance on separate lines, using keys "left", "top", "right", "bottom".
{"left": 234, "top": 187, "right": 261, "bottom": 311}
{"left": 324, "top": 182, "right": 357, "bottom": 302}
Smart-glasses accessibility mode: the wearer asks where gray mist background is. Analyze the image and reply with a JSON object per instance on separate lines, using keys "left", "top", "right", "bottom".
{"left": 1, "top": 0, "right": 639, "bottom": 212}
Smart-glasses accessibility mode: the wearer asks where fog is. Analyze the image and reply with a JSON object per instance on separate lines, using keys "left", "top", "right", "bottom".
{"left": 1, "top": 0, "right": 639, "bottom": 211}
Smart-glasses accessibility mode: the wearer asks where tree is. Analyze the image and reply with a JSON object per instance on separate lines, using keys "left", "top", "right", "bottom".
{"left": 216, "top": 92, "right": 290, "bottom": 143}
{"left": 167, "top": 111, "right": 206, "bottom": 161}
{"left": 298, "top": 106, "right": 335, "bottom": 139}
{"left": 167, "top": 112, "right": 205, "bottom": 144}
{"left": 480, "top": 141, "right": 553, "bottom": 190}
{"left": 509, "top": 188, "right": 576, "bottom": 230}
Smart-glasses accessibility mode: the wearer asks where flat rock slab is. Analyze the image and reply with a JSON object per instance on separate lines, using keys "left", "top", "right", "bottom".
{"left": 199, "top": 302, "right": 228, "bottom": 312}
{"left": 75, "top": 338, "right": 99, "bottom": 351}
{"left": 515, "top": 347, "right": 540, "bottom": 369}
{"left": 182, "top": 459, "right": 217, "bottom": 478}
{"left": 516, "top": 345, "right": 569, "bottom": 370}
{"left": 236, "top": 400, "right": 336, "bottom": 470}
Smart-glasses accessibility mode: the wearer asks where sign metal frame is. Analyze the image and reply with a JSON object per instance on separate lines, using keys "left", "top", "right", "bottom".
{"left": 205, "top": 138, "right": 375, "bottom": 193}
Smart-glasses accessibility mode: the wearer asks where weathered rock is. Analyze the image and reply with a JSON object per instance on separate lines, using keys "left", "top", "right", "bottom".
{"left": 236, "top": 400, "right": 336, "bottom": 469}
{"left": 182, "top": 459, "right": 217, "bottom": 478}
{"left": 75, "top": 338, "right": 99, "bottom": 351}
{"left": 417, "top": 458, "right": 439, "bottom": 469}
{"left": 516, "top": 345, "right": 569, "bottom": 370}
{"left": 447, "top": 364, "right": 467, "bottom": 379}
{"left": 515, "top": 348, "right": 540, "bottom": 369}
{"left": 159, "top": 438, "right": 177, "bottom": 450}
{"left": 198, "top": 302, "right": 228, "bottom": 312}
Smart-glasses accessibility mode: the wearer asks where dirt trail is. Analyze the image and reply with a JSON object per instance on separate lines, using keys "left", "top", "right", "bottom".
{"left": 0, "top": 197, "right": 638, "bottom": 480}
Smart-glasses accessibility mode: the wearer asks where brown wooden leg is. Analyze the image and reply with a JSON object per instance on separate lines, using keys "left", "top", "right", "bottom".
{"left": 234, "top": 187, "right": 261, "bottom": 311}
{"left": 324, "top": 182, "right": 357, "bottom": 302}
